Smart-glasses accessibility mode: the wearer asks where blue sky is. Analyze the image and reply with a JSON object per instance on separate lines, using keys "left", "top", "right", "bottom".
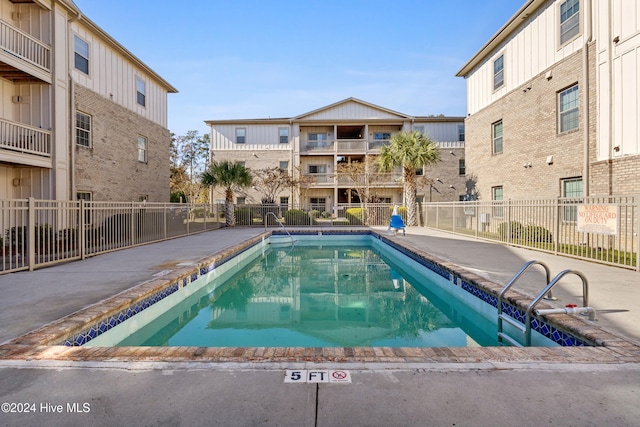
{"left": 73, "top": 0, "right": 523, "bottom": 137}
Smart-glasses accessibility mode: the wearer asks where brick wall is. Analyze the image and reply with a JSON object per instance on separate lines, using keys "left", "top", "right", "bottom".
{"left": 465, "top": 45, "right": 597, "bottom": 200}
{"left": 74, "top": 84, "right": 170, "bottom": 202}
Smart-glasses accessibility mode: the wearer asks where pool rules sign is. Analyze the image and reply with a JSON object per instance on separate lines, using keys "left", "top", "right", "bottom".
{"left": 576, "top": 204, "right": 618, "bottom": 235}
{"left": 284, "top": 370, "right": 351, "bottom": 383}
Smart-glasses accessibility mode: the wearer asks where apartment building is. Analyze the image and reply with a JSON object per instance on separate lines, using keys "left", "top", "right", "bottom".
{"left": 457, "top": 0, "right": 640, "bottom": 201}
{"left": 0, "top": 0, "right": 177, "bottom": 202}
{"left": 206, "top": 98, "right": 466, "bottom": 211}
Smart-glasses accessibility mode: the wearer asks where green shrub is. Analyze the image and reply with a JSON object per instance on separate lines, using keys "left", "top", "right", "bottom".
{"left": 346, "top": 208, "right": 365, "bottom": 225}
{"left": 321, "top": 211, "right": 331, "bottom": 219}
{"left": 284, "top": 209, "right": 310, "bottom": 225}
{"left": 498, "top": 221, "right": 523, "bottom": 240}
{"left": 524, "top": 225, "right": 553, "bottom": 243}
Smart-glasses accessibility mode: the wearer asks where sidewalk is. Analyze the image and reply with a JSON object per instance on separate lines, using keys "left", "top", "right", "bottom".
{"left": 0, "top": 227, "right": 639, "bottom": 427}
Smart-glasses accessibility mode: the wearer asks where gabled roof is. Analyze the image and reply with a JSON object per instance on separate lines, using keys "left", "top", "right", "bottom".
{"left": 294, "top": 97, "right": 412, "bottom": 121}
{"left": 456, "top": 0, "right": 545, "bottom": 77}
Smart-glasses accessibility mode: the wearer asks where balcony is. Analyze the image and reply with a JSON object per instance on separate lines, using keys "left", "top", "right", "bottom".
{"left": 301, "top": 173, "right": 335, "bottom": 187}
{"left": 0, "top": 19, "right": 51, "bottom": 83}
{"left": 336, "top": 139, "right": 367, "bottom": 152}
{"left": 301, "top": 140, "right": 334, "bottom": 153}
{"left": 368, "top": 139, "right": 389, "bottom": 152}
{"left": 0, "top": 118, "right": 52, "bottom": 167}
{"left": 336, "top": 172, "right": 403, "bottom": 187}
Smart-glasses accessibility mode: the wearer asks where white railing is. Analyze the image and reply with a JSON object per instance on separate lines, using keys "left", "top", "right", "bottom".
{"left": 0, "top": 119, "right": 51, "bottom": 157}
{"left": 301, "top": 140, "right": 334, "bottom": 152}
{"left": 0, "top": 19, "right": 51, "bottom": 72}
{"left": 0, "top": 199, "right": 222, "bottom": 274}
{"left": 336, "top": 139, "right": 366, "bottom": 151}
{"left": 302, "top": 173, "right": 334, "bottom": 185}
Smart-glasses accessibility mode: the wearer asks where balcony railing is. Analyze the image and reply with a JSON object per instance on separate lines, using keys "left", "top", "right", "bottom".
{"left": 301, "top": 173, "right": 335, "bottom": 186}
{"left": 302, "top": 140, "right": 334, "bottom": 152}
{"left": 368, "top": 139, "right": 389, "bottom": 151}
{"left": 336, "top": 139, "right": 366, "bottom": 152}
{"left": 0, "top": 119, "right": 51, "bottom": 157}
{"left": 0, "top": 19, "right": 51, "bottom": 72}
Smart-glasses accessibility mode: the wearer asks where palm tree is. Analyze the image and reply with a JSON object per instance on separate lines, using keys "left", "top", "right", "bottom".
{"left": 201, "top": 161, "right": 252, "bottom": 226}
{"left": 378, "top": 131, "right": 440, "bottom": 226}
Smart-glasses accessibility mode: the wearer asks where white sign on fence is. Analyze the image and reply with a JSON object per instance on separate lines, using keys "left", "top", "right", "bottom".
{"left": 577, "top": 205, "right": 618, "bottom": 235}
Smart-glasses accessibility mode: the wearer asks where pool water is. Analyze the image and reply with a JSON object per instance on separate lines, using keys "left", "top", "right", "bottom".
{"left": 88, "top": 236, "right": 557, "bottom": 348}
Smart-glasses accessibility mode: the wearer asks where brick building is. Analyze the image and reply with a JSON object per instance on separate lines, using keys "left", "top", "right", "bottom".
{"left": 206, "top": 98, "right": 467, "bottom": 210}
{"left": 457, "top": 0, "right": 640, "bottom": 201}
{"left": 0, "top": 0, "right": 177, "bottom": 202}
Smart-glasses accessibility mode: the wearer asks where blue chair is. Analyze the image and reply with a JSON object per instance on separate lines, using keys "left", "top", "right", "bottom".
{"left": 388, "top": 214, "right": 406, "bottom": 235}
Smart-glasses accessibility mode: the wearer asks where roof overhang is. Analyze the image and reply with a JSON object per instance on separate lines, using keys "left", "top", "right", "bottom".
{"left": 456, "top": 0, "right": 546, "bottom": 78}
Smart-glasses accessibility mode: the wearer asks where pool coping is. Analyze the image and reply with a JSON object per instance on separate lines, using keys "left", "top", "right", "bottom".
{"left": 1, "top": 229, "right": 639, "bottom": 366}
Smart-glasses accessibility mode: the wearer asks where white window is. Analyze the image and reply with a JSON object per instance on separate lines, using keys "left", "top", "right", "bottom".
{"left": 562, "top": 177, "right": 583, "bottom": 221}
{"left": 136, "top": 77, "right": 146, "bottom": 107}
{"left": 236, "top": 197, "right": 246, "bottom": 205}
{"left": 458, "top": 125, "right": 465, "bottom": 141}
{"left": 236, "top": 128, "right": 246, "bottom": 144}
{"left": 492, "top": 120, "right": 503, "bottom": 154}
{"left": 279, "top": 127, "right": 289, "bottom": 144}
{"left": 309, "top": 165, "right": 326, "bottom": 174}
{"left": 76, "top": 111, "right": 91, "bottom": 147}
{"left": 76, "top": 191, "right": 92, "bottom": 202}
{"left": 280, "top": 196, "right": 289, "bottom": 205}
{"left": 308, "top": 133, "right": 328, "bottom": 148}
{"left": 493, "top": 54, "right": 504, "bottom": 90}
{"left": 559, "top": 85, "right": 579, "bottom": 132}
{"left": 137, "top": 136, "right": 147, "bottom": 163}
{"left": 74, "top": 35, "right": 89, "bottom": 75}
{"left": 560, "top": 0, "right": 580, "bottom": 45}
{"left": 279, "top": 161, "right": 289, "bottom": 170}
{"left": 492, "top": 186, "right": 504, "bottom": 217}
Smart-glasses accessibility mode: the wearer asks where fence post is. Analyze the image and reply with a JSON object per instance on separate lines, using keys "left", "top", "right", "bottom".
{"left": 79, "top": 200, "right": 86, "bottom": 260}
{"left": 506, "top": 199, "right": 512, "bottom": 245}
{"left": 636, "top": 194, "right": 640, "bottom": 272}
{"left": 27, "top": 197, "right": 35, "bottom": 271}
{"left": 163, "top": 203, "right": 167, "bottom": 239}
{"left": 554, "top": 198, "right": 560, "bottom": 255}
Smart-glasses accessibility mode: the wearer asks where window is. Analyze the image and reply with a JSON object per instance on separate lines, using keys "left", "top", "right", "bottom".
{"left": 310, "top": 197, "right": 326, "bottom": 211}
{"left": 560, "top": 0, "right": 580, "bottom": 45}
{"left": 279, "top": 127, "right": 289, "bottom": 144}
{"left": 309, "top": 165, "right": 326, "bottom": 174}
{"left": 459, "top": 159, "right": 466, "bottom": 176}
{"left": 308, "top": 133, "right": 328, "bottom": 147}
{"left": 137, "top": 136, "right": 147, "bottom": 163}
{"left": 415, "top": 167, "right": 424, "bottom": 176}
{"left": 280, "top": 196, "right": 289, "bottom": 205}
{"left": 76, "top": 111, "right": 91, "bottom": 147}
{"left": 74, "top": 35, "right": 89, "bottom": 74}
{"left": 76, "top": 191, "right": 92, "bottom": 202}
{"left": 236, "top": 197, "right": 246, "bottom": 205}
{"left": 236, "top": 128, "right": 246, "bottom": 144}
{"left": 492, "top": 186, "right": 504, "bottom": 217}
{"left": 237, "top": 161, "right": 245, "bottom": 167}
{"left": 492, "top": 120, "right": 503, "bottom": 154}
{"left": 458, "top": 125, "right": 465, "bottom": 142}
{"left": 413, "top": 126, "right": 424, "bottom": 134}
{"left": 493, "top": 54, "right": 504, "bottom": 90}
{"left": 562, "top": 177, "right": 583, "bottom": 221}
{"left": 77, "top": 191, "right": 92, "bottom": 223}
{"left": 138, "top": 195, "right": 148, "bottom": 202}
{"left": 373, "top": 132, "right": 391, "bottom": 140}
{"left": 136, "top": 77, "right": 146, "bottom": 107}
{"left": 279, "top": 161, "right": 289, "bottom": 171}
{"left": 559, "top": 85, "right": 579, "bottom": 132}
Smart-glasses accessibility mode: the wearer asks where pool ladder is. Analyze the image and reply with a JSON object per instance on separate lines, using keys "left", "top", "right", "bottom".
{"left": 265, "top": 212, "right": 294, "bottom": 245}
{"left": 497, "top": 260, "right": 596, "bottom": 347}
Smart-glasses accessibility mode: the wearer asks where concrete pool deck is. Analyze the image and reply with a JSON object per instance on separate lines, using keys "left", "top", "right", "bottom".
{"left": 0, "top": 227, "right": 639, "bottom": 426}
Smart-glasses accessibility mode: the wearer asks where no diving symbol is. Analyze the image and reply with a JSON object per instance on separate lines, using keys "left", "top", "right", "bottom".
{"left": 332, "top": 371, "right": 347, "bottom": 380}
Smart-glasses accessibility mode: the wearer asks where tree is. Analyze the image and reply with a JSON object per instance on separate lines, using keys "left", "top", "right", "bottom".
{"left": 170, "top": 131, "right": 210, "bottom": 203}
{"left": 336, "top": 155, "right": 383, "bottom": 225}
{"left": 201, "top": 161, "right": 252, "bottom": 226}
{"left": 252, "top": 167, "right": 294, "bottom": 204}
{"left": 377, "top": 131, "right": 440, "bottom": 226}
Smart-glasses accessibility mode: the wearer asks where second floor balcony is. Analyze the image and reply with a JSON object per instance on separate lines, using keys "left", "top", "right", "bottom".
{"left": 0, "top": 19, "right": 51, "bottom": 83}
{"left": 0, "top": 118, "right": 52, "bottom": 167}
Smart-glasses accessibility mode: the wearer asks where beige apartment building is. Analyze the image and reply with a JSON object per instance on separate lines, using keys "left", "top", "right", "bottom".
{"left": 0, "top": 0, "right": 177, "bottom": 202}
{"left": 457, "top": 0, "right": 640, "bottom": 202}
{"left": 206, "top": 98, "right": 467, "bottom": 211}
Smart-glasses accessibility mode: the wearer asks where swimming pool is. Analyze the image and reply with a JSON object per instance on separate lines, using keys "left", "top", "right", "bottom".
{"left": 81, "top": 233, "right": 571, "bottom": 348}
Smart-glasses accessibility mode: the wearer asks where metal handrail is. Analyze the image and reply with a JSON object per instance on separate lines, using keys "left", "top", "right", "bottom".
{"left": 265, "top": 212, "right": 294, "bottom": 245}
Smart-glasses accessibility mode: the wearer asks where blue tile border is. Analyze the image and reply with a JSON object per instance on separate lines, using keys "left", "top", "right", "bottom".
{"left": 63, "top": 230, "right": 588, "bottom": 348}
